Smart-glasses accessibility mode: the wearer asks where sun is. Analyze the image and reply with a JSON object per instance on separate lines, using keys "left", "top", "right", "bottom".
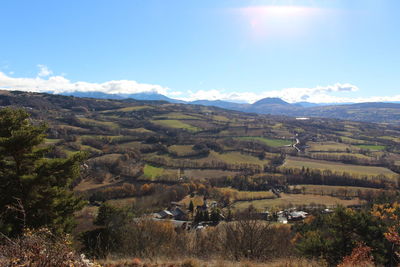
{"left": 237, "top": 5, "right": 324, "bottom": 40}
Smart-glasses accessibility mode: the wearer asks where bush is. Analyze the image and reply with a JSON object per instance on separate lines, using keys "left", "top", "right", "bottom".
{"left": 0, "top": 228, "right": 100, "bottom": 266}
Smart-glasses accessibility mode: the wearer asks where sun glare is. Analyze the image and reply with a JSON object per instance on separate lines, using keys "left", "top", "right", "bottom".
{"left": 238, "top": 5, "right": 324, "bottom": 40}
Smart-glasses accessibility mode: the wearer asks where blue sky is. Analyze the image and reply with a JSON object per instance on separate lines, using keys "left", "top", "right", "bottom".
{"left": 0, "top": 0, "right": 399, "bottom": 103}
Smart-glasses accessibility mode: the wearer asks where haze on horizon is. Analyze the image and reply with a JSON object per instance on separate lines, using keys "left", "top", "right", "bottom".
{"left": 1, "top": 0, "right": 399, "bottom": 104}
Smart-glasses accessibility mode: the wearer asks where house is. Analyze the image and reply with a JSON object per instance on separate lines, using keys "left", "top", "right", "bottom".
{"left": 287, "top": 211, "right": 308, "bottom": 221}
{"left": 170, "top": 206, "right": 188, "bottom": 221}
{"left": 154, "top": 210, "right": 174, "bottom": 219}
{"left": 170, "top": 201, "right": 182, "bottom": 207}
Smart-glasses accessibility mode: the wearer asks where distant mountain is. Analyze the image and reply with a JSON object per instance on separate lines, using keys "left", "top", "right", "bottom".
{"left": 60, "top": 91, "right": 184, "bottom": 103}
{"left": 252, "top": 97, "right": 291, "bottom": 106}
{"left": 190, "top": 100, "right": 248, "bottom": 110}
{"left": 45, "top": 90, "right": 400, "bottom": 124}
{"left": 293, "top": 102, "right": 322, "bottom": 108}
{"left": 60, "top": 91, "right": 125, "bottom": 100}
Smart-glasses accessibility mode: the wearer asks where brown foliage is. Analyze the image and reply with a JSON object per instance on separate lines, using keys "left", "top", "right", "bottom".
{"left": 0, "top": 228, "right": 100, "bottom": 267}
{"left": 338, "top": 243, "right": 374, "bottom": 267}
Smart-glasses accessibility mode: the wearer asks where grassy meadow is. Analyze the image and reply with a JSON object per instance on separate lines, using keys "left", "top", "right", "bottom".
{"left": 281, "top": 156, "right": 398, "bottom": 179}
{"left": 232, "top": 193, "right": 363, "bottom": 211}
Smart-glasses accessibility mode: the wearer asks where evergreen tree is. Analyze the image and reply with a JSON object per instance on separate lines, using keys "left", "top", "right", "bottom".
{"left": 194, "top": 209, "right": 202, "bottom": 223}
{"left": 295, "top": 206, "right": 389, "bottom": 266}
{"left": 188, "top": 200, "right": 194, "bottom": 213}
{"left": 0, "top": 108, "right": 85, "bottom": 236}
{"left": 210, "top": 207, "right": 221, "bottom": 223}
{"left": 203, "top": 210, "right": 210, "bottom": 222}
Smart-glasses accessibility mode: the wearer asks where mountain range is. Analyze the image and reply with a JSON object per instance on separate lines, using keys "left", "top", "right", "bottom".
{"left": 57, "top": 91, "right": 400, "bottom": 124}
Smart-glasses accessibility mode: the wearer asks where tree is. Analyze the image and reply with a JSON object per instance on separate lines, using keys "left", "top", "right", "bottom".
{"left": 210, "top": 207, "right": 221, "bottom": 223}
{"left": 218, "top": 208, "right": 293, "bottom": 260}
{"left": 295, "top": 206, "right": 389, "bottom": 266}
{"left": 188, "top": 200, "right": 194, "bottom": 213}
{"left": 0, "top": 108, "right": 85, "bottom": 236}
{"left": 194, "top": 209, "right": 203, "bottom": 223}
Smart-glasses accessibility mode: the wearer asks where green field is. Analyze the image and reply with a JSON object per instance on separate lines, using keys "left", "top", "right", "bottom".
{"left": 232, "top": 193, "right": 363, "bottom": 210}
{"left": 281, "top": 156, "right": 398, "bottom": 179}
{"left": 142, "top": 164, "right": 179, "bottom": 180}
{"left": 212, "top": 151, "right": 270, "bottom": 165}
{"left": 117, "top": 106, "right": 153, "bottom": 112}
{"left": 238, "top": 137, "right": 293, "bottom": 147}
{"left": 354, "top": 144, "right": 386, "bottom": 151}
{"left": 182, "top": 169, "right": 239, "bottom": 179}
{"left": 143, "top": 164, "right": 164, "bottom": 178}
{"left": 151, "top": 119, "right": 200, "bottom": 132}
{"left": 154, "top": 112, "right": 201, "bottom": 120}
{"left": 145, "top": 151, "right": 270, "bottom": 169}
{"left": 340, "top": 136, "right": 368, "bottom": 144}
{"left": 291, "top": 185, "right": 382, "bottom": 197}
{"left": 309, "top": 152, "right": 373, "bottom": 160}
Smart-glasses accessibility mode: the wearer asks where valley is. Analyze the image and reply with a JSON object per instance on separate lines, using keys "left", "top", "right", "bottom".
{"left": 1, "top": 90, "right": 399, "bottom": 212}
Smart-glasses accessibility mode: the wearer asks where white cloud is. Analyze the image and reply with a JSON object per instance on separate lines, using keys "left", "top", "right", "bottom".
{"left": 174, "top": 83, "right": 357, "bottom": 103}
{"left": 175, "top": 83, "right": 400, "bottom": 104}
{"left": 0, "top": 71, "right": 169, "bottom": 95}
{"left": 0, "top": 70, "right": 399, "bottom": 104}
{"left": 37, "top": 64, "right": 53, "bottom": 77}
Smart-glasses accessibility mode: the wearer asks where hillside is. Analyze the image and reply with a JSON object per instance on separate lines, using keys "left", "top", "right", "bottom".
{"left": 1, "top": 90, "right": 399, "bottom": 189}
{"left": 1, "top": 90, "right": 399, "bottom": 209}
{"left": 57, "top": 91, "right": 400, "bottom": 124}
{"left": 2, "top": 90, "right": 400, "bottom": 265}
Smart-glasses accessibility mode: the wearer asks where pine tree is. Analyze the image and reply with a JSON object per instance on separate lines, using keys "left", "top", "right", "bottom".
{"left": 210, "top": 207, "right": 221, "bottom": 223}
{"left": 203, "top": 210, "right": 210, "bottom": 222}
{"left": 188, "top": 200, "right": 194, "bottom": 213}
{"left": 194, "top": 209, "right": 202, "bottom": 223}
{"left": 0, "top": 108, "right": 85, "bottom": 236}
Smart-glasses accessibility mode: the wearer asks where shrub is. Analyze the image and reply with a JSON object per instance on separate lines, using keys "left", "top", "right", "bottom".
{"left": 0, "top": 228, "right": 100, "bottom": 266}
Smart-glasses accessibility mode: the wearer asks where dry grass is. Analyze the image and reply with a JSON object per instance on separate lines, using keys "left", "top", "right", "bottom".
{"left": 79, "top": 117, "right": 119, "bottom": 128}
{"left": 307, "top": 141, "right": 353, "bottom": 152}
{"left": 100, "top": 257, "right": 324, "bottom": 267}
{"left": 182, "top": 169, "right": 238, "bottom": 179}
{"left": 106, "top": 197, "right": 137, "bottom": 207}
{"left": 74, "top": 176, "right": 119, "bottom": 192}
{"left": 169, "top": 145, "right": 195, "bottom": 156}
{"left": 179, "top": 195, "right": 206, "bottom": 207}
{"left": 216, "top": 187, "right": 276, "bottom": 201}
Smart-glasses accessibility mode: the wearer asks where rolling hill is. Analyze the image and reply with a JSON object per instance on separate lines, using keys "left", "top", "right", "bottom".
{"left": 0, "top": 89, "right": 399, "bottom": 214}
{"left": 57, "top": 91, "right": 400, "bottom": 124}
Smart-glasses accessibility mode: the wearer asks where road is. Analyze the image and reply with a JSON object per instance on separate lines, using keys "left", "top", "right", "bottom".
{"left": 293, "top": 138, "right": 300, "bottom": 152}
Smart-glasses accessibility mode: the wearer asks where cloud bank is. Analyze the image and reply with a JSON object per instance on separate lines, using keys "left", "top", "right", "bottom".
{"left": 178, "top": 83, "right": 361, "bottom": 103}
{"left": 1, "top": 65, "right": 399, "bottom": 104}
{"left": 0, "top": 65, "right": 169, "bottom": 95}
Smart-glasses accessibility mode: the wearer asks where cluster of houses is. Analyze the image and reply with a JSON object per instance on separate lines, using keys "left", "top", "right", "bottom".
{"left": 153, "top": 202, "right": 188, "bottom": 221}
{"left": 152, "top": 198, "right": 224, "bottom": 230}
{"left": 151, "top": 197, "right": 334, "bottom": 230}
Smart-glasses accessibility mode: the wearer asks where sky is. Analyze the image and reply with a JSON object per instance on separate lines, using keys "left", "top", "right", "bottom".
{"left": 0, "top": 0, "right": 399, "bottom": 103}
